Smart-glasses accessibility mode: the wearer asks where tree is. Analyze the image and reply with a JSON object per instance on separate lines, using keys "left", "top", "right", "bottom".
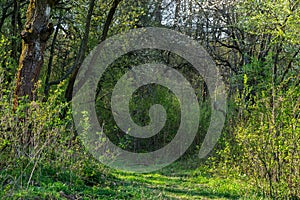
{"left": 63, "top": 0, "right": 123, "bottom": 101}
{"left": 14, "top": 0, "right": 59, "bottom": 109}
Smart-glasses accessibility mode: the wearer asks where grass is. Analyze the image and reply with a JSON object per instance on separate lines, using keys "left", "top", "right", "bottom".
{"left": 0, "top": 156, "right": 263, "bottom": 199}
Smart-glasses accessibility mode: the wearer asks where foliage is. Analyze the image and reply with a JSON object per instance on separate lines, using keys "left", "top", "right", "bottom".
{"left": 212, "top": 1, "right": 300, "bottom": 199}
{"left": 238, "top": 0, "right": 300, "bottom": 45}
{"left": 218, "top": 75, "right": 300, "bottom": 198}
{"left": 95, "top": 50, "right": 210, "bottom": 153}
{"left": 0, "top": 70, "right": 92, "bottom": 198}
{"left": 1, "top": 0, "right": 299, "bottom": 199}
{"left": 0, "top": 35, "right": 17, "bottom": 83}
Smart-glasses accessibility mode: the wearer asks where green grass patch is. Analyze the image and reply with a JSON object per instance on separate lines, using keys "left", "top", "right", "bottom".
{"left": 0, "top": 157, "right": 263, "bottom": 199}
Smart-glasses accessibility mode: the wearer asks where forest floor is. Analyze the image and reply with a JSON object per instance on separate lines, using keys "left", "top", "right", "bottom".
{"left": 1, "top": 157, "right": 263, "bottom": 199}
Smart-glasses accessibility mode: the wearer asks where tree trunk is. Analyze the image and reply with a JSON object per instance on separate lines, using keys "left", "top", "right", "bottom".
{"left": 14, "top": 0, "right": 57, "bottom": 109}
{"left": 174, "top": 0, "right": 180, "bottom": 29}
{"left": 65, "top": 0, "right": 122, "bottom": 101}
{"left": 64, "top": 0, "right": 96, "bottom": 102}
{"left": 11, "top": 0, "right": 20, "bottom": 62}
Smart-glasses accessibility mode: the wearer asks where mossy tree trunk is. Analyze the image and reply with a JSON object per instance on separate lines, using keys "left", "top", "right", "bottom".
{"left": 14, "top": 0, "right": 58, "bottom": 109}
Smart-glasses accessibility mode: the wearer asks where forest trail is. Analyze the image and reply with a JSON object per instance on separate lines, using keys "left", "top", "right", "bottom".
{"left": 99, "top": 159, "right": 256, "bottom": 200}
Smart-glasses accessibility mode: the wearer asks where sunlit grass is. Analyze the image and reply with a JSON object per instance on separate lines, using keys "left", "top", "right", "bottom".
{"left": 1, "top": 158, "right": 263, "bottom": 199}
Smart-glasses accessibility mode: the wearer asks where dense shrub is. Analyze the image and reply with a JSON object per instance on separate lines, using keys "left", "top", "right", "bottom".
{"left": 218, "top": 75, "right": 299, "bottom": 199}
{"left": 0, "top": 69, "right": 108, "bottom": 198}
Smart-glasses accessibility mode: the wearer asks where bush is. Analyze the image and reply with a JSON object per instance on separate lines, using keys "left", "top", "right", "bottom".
{"left": 218, "top": 75, "right": 299, "bottom": 199}
{"left": 0, "top": 69, "right": 107, "bottom": 198}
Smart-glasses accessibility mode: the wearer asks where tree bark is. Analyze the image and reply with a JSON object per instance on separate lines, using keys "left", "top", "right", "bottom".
{"left": 14, "top": 0, "right": 57, "bottom": 109}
